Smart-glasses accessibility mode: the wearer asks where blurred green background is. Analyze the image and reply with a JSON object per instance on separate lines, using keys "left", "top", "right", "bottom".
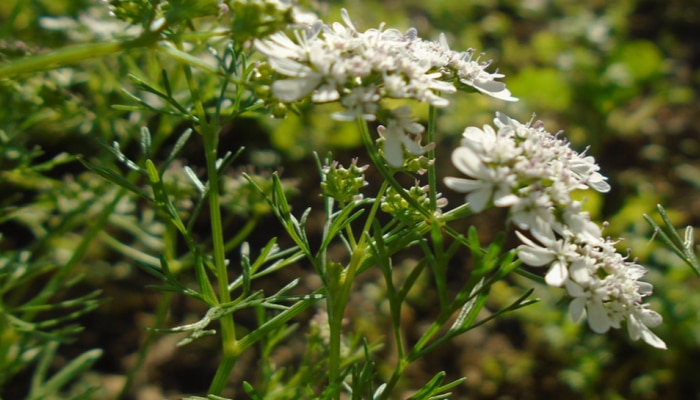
{"left": 1, "top": 0, "right": 699, "bottom": 398}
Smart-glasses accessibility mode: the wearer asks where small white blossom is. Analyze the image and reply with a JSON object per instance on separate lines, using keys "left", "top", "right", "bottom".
{"left": 255, "top": 9, "right": 515, "bottom": 166}
{"left": 444, "top": 112, "right": 664, "bottom": 348}
{"left": 444, "top": 145, "right": 518, "bottom": 212}
{"left": 516, "top": 231, "right": 579, "bottom": 287}
{"left": 378, "top": 106, "right": 427, "bottom": 167}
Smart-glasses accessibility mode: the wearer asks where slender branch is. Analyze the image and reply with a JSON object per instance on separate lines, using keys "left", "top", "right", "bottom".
{"left": 427, "top": 105, "right": 438, "bottom": 211}
{"left": 0, "top": 34, "right": 159, "bottom": 78}
{"left": 175, "top": 37, "right": 239, "bottom": 394}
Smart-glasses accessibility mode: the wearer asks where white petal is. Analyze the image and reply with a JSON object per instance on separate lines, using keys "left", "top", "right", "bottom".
{"left": 443, "top": 177, "right": 482, "bottom": 193}
{"left": 640, "top": 328, "right": 667, "bottom": 349}
{"left": 544, "top": 260, "right": 568, "bottom": 287}
{"left": 493, "top": 193, "right": 519, "bottom": 208}
{"left": 400, "top": 133, "right": 425, "bottom": 155}
{"left": 568, "top": 260, "right": 592, "bottom": 285}
{"left": 568, "top": 297, "right": 586, "bottom": 322}
{"left": 516, "top": 244, "right": 554, "bottom": 267}
{"left": 471, "top": 80, "right": 518, "bottom": 102}
{"left": 272, "top": 76, "right": 322, "bottom": 102}
{"left": 450, "top": 146, "right": 482, "bottom": 177}
{"left": 383, "top": 132, "right": 404, "bottom": 168}
{"left": 565, "top": 279, "right": 585, "bottom": 297}
{"left": 587, "top": 302, "right": 611, "bottom": 333}
{"left": 467, "top": 188, "right": 492, "bottom": 212}
{"left": 588, "top": 179, "right": 611, "bottom": 193}
{"left": 640, "top": 309, "right": 663, "bottom": 328}
{"left": 269, "top": 57, "right": 313, "bottom": 77}
{"left": 311, "top": 84, "right": 340, "bottom": 102}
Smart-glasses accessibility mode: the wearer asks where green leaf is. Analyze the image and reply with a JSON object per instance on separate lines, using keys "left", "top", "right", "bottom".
{"left": 28, "top": 342, "right": 102, "bottom": 400}
{"left": 78, "top": 158, "right": 153, "bottom": 201}
{"left": 408, "top": 371, "right": 446, "bottom": 399}
{"left": 449, "top": 278, "right": 489, "bottom": 333}
{"left": 242, "top": 381, "right": 264, "bottom": 400}
{"left": 162, "top": 128, "right": 193, "bottom": 171}
{"left": 241, "top": 242, "right": 252, "bottom": 296}
{"left": 140, "top": 126, "right": 152, "bottom": 158}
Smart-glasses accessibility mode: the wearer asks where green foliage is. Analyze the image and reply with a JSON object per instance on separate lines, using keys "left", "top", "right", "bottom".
{"left": 1, "top": 0, "right": 698, "bottom": 399}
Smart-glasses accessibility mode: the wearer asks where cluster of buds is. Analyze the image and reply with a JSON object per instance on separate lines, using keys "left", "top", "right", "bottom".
{"left": 380, "top": 182, "right": 447, "bottom": 225}
{"left": 321, "top": 158, "right": 369, "bottom": 204}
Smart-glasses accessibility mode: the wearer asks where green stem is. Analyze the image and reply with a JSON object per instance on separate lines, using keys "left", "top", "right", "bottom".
{"left": 427, "top": 105, "right": 438, "bottom": 211}
{"left": 0, "top": 28, "right": 232, "bottom": 79}
{"left": 382, "top": 359, "right": 409, "bottom": 400}
{"left": 356, "top": 117, "right": 430, "bottom": 220}
{"left": 327, "top": 296, "right": 343, "bottom": 398}
{"left": 359, "top": 180, "right": 389, "bottom": 245}
{"left": 326, "top": 245, "right": 366, "bottom": 398}
{"left": 380, "top": 316, "right": 444, "bottom": 400}
{"left": 203, "top": 122, "right": 240, "bottom": 395}
{"left": 176, "top": 40, "right": 238, "bottom": 393}
{"left": 0, "top": 34, "right": 158, "bottom": 78}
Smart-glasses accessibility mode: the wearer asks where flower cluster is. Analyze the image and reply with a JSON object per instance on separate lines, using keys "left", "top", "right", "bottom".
{"left": 254, "top": 9, "right": 516, "bottom": 167}
{"left": 381, "top": 182, "right": 448, "bottom": 225}
{"left": 444, "top": 112, "right": 665, "bottom": 348}
{"left": 321, "top": 158, "right": 369, "bottom": 204}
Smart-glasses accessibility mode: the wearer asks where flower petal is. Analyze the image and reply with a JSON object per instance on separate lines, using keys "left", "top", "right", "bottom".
{"left": 272, "top": 76, "right": 323, "bottom": 102}
{"left": 568, "top": 296, "right": 586, "bottom": 322}
{"left": 586, "top": 302, "right": 611, "bottom": 333}
{"left": 467, "top": 188, "right": 492, "bottom": 212}
{"left": 544, "top": 260, "right": 568, "bottom": 287}
{"left": 450, "top": 146, "right": 482, "bottom": 177}
{"left": 516, "top": 244, "right": 554, "bottom": 267}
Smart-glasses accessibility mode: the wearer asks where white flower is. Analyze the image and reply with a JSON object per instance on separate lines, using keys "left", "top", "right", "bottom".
{"left": 569, "top": 154, "right": 611, "bottom": 193}
{"left": 378, "top": 106, "right": 426, "bottom": 167}
{"left": 565, "top": 256, "right": 613, "bottom": 332}
{"left": 255, "top": 10, "right": 516, "bottom": 163}
{"left": 554, "top": 202, "right": 602, "bottom": 243}
{"left": 509, "top": 190, "right": 555, "bottom": 241}
{"left": 444, "top": 146, "right": 518, "bottom": 212}
{"left": 444, "top": 113, "right": 664, "bottom": 348}
{"left": 448, "top": 48, "right": 518, "bottom": 101}
{"left": 516, "top": 231, "right": 578, "bottom": 286}
{"left": 332, "top": 86, "right": 380, "bottom": 121}
{"left": 627, "top": 307, "right": 666, "bottom": 349}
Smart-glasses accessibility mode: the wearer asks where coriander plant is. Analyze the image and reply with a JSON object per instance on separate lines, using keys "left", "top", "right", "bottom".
{"left": 0, "top": 0, "right": 667, "bottom": 398}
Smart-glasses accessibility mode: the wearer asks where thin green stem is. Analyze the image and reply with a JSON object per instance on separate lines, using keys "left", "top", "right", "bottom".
{"left": 326, "top": 245, "right": 366, "bottom": 399}
{"left": 97, "top": 232, "right": 160, "bottom": 267}
{"left": 176, "top": 38, "right": 238, "bottom": 393}
{"left": 356, "top": 117, "right": 430, "bottom": 220}
{"left": 202, "top": 119, "right": 240, "bottom": 395}
{"left": 0, "top": 34, "right": 158, "bottom": 78}
{"left": 381, "top": 359, "right": 409, "bottom": 400}
{"left": 427, "top": 105, "right": 438, "bottom": 212}
{"left": 358, "top": 180, "right": 389, "bottom": 248}
{"left": 380, "top": 311, "right": 447, "bottom": 399}
{"left": 327, "top": 297, "right": 343, "bottom": 399}
{"left": 0, "top": 28, "right": 231, "bottom": 79}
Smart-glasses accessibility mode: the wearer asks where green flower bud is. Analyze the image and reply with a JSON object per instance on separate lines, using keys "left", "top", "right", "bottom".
{"left": 381, "top": 182, "right": 447, "bottom": 224}
{"left": 321, "top": 158, "right": 369, "bottom": 204}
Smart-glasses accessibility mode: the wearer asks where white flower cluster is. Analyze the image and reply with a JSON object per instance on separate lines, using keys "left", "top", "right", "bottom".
{"left": 254, "top": 9, "right": 516, "bottom": 167}
{"left": 444, "top": 113, "right": 665, "bottom": 349}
